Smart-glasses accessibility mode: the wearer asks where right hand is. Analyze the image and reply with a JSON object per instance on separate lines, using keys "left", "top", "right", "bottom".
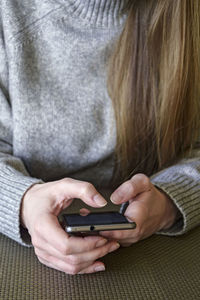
{"left": 21, "top": 178, "right": 120, "bottom": 275}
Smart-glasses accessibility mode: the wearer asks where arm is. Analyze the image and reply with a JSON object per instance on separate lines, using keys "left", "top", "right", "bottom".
{"left": 0, "top": 15, "right": 43, "bottom": 246}
{"left": 150, "top": 146, "right": 200, "bottom": 235}
{"left": 100, "top": 146, "right": 200, "bottom": 244}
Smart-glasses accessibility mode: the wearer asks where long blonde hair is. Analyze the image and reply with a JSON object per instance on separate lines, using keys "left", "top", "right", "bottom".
{"left": 108, "top": 0, "right": 200, "bottom": 184}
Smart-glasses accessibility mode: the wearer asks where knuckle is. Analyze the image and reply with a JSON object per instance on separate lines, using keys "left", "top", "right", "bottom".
{"left": 31, "top": 235, "right": 39, "bottom": 247}
{"left": 135, "top": 173, "right": 151, "bottom": 187}
{"left": 37, "top": 256, "right": 44, "bottom": 264}
{"left": 134, "top": 228, "right": 143, "bottom": 241}
{"left": 67, "top": 255, "right": 80, "bottom": 265}
{"left": 36, "top": 250, "right": 50, "bottom": 262}
{"left": 60, "top": 177, "right": 70, "bottom": 184}
{"left": 124, "top": 181, "right": 134, "bottom": 194}
{"left": 68, "top": 265, "right": 80, "bottom": 275}
{"left": 33, "top": 219, "right": 43, "bottom": 235}
{"left": 59, "top": 240, "right": 71, "bottom": 255}
{"left": 58, "top": 177, "right": 73, "bottom": 188}
{"left": 49, "top": 184, "right": 60, "bottom": 199}
{"left": 80, "top": 182, "right": 94, "bottom": 196}
{"left": 34, "top": 247, "right": 41, "bottom": 257}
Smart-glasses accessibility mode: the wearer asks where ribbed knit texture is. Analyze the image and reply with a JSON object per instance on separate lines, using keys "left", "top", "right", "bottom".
{"left": 150, "top": 151, "right": 200, "bottom": 235}
{"left": 0, "top": 0, "right": 200, "bottom": 247}
{"left": 57, "top": 0, "right": 129, "bottom": 26}
{"left": 0, "top": 166, "right": 43, "bottom": 246}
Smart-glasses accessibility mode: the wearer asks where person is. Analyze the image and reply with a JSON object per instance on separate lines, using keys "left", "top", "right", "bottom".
{"left": 0, "top": 0, "right": 199, "bottom": 275}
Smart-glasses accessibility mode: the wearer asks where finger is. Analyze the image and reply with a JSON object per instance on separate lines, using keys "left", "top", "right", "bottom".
{"left": 33, "top": 213, "right": 107, "bottom": 255}
{"left": 57, "top": 178, "right": 107, "bottom": 207}
{"left": 66, "top": 241, "right": 120, "bottom": 265}
{"left": 99, "top": 233, "right": 140, "bottom": 245}
{"left": 37, "top": 256, "right": 55, "bottom": 269}
{"left": 78, "top": 262, "right": 105, "bottom": 274}
{"left": 36, "top": 240, "right": 119, "bottom": 267}
{"left": 100, "top": 229, "right": 134, "bottom": 241}
{"left": 119, "top": 232, "right": 151, "bottom": 246}
{"left": 34, "top": 235, "right": 108, "bottom": 263}
{"left": 37, "top": 251, "right": 105, "bottom": 274}
{"left": 110, "top": 173, "right": 152, "bottom": 204}
{"left": 101, "top": 200, "right": 146, "bottom": 242}
{"left": 79, "top": 208, "right": 90, "bottom": 216}
{"left": 37, "top": 253, "right": 97, "bottom": 275}
{"left": 36, "top": 242, "right": 119, "bottom": 274}
{"left": 125, "top": 198, "right": 148, "bottom": 224}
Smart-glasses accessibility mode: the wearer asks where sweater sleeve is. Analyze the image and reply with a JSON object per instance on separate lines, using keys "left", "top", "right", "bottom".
{"left": 150, "top": 145, "right": 200, "bottom": 236}
{"left": 0, "top": 18, "right": 43, "bottom": 246}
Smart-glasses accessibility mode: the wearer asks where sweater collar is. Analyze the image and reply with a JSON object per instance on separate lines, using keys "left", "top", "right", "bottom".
{"left": 59, "top": 0, "right": 129, "bottom": 27}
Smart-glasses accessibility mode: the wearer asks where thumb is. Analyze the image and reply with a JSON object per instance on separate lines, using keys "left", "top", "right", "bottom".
{"left": 110, "top": 174, "right": 152, "bottom": 204}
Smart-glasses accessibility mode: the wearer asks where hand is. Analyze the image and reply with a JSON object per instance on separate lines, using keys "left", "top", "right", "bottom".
{"left": 100, "top": 173, "right": 179, "bottom": 246}
{"left": 21, "top": 178, "right": 120, "bottom": 274}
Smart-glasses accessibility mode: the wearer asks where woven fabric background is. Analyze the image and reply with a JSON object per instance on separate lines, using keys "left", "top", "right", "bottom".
{"left": 0, "top": 226, "right": 200, "bottom": 300}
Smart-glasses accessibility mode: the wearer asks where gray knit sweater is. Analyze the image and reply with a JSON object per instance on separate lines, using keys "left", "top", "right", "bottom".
{"left": 0, "top": 0, "right": 200, "bottom": 246}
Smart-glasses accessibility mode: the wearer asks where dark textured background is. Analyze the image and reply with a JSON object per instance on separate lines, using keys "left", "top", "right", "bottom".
{"left": 0, "top": 225, "right": 200, "bottom": 300}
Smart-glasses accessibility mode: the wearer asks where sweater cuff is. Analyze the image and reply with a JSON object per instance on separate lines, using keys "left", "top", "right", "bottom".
{"left": 0, "top": 166, "right": 44, "bottom": 246}
{"left": 150, "top": 168, "right": 200, "bottom": 236}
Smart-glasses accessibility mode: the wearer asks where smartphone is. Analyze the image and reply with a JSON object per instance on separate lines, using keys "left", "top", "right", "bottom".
{"left": 61, "top": 211, "right": 136, "bottom": 236}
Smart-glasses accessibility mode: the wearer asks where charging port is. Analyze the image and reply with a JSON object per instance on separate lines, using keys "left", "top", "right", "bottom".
{"left": 90, "top": 225, "right": 95, "bottom": 231}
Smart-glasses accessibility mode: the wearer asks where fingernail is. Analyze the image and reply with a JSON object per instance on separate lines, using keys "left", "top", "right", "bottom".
{"left": 96, "top": 238, "right": 107, "bottom": 247}
{"left": 110, "top": 194, "right": 121, "bottom": 204}
{"left": 94, "top": 265, "right": 105, "bottom": 272}
{"left": 111, "top": 186, "right": 128, "bottom": 204}
{"left": 93, "top": 194, "right": 107, "bottom": 207}
{"left": 109, "top": 243, "right": 120, "bottom": 253}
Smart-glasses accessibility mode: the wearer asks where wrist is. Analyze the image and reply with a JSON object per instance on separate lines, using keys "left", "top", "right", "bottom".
{"left": 157, "top": 188, "right": 180, "bottom": 230}
{"left": 20, "top": 183, "right": 41, "bottom": 229}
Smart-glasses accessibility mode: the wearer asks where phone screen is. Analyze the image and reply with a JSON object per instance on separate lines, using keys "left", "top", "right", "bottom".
{"left": 64, "top": 212, "right": 130, "bottom": 226}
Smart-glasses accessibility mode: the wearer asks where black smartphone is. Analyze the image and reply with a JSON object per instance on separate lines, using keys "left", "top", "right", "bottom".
{"left": 61, "top": 211, "right": 136, "bottom": 236}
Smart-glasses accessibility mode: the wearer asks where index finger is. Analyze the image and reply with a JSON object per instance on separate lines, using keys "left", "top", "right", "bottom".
{"left": 56, "top": 178, "right": 107, "bottom": 208}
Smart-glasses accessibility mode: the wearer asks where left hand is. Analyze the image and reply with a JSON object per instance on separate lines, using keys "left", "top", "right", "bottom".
{"left": 100, "top": 173, "right": 179, "bottom": 246}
